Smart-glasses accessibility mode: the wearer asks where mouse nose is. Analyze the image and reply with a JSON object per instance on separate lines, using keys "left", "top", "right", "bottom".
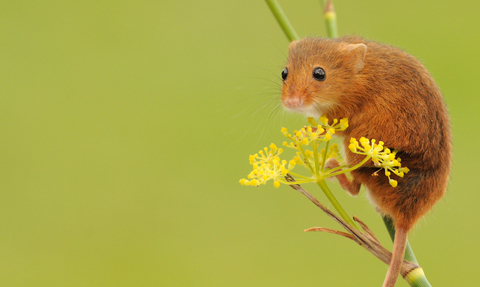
{"left": 282, "top": 95, "right": 304, "bottom": 108}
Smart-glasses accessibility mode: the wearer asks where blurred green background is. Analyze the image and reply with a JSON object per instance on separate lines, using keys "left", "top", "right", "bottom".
{"left": 1, "top": 1, "right": 479, "bottom": 286}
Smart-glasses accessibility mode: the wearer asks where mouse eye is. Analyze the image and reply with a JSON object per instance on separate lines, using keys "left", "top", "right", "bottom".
{"left": 312, "top": 67, "right": 326, "bottom": 81}
{"left": 281, "top": 68, "right": 288, "bottom": 80}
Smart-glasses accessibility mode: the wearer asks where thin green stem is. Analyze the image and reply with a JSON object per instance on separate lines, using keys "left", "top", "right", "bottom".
{"left": 297, "top": 144, "right": 315, "bottom": 174}
{"left": 279, "top": 178, "right": 313, "bottom": 185}
{"left": 320, "top": 140, "right": 329, "bottom": 172}
{"left": 313, "top": 140, "right": 320, "bottom": 176}
{"left": 285, "top": 171, "right": 315, "bottom": 180}
{"left": 317, "top": 180, "right": 358, "bottom": 229}
{"left": 324, "top": 164, "right": 346, "bottom": 174}
{"left": 327, "top": 156, "right": 371, "bottom": 178}
{"left": 265, "top": 0, "right": 299, "bottom": 42}
{"left": 321, "top": 0, "right": 338, "bottom": 38}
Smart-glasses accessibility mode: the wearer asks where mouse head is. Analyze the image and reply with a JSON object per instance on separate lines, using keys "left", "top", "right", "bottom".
{"left": 281, "top": 38, "right": 366, "bottom": 118}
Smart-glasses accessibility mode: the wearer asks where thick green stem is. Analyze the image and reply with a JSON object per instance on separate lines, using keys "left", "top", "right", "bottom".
{"left": 382, "top": 217, "right": 418, "bottom": 264}
{"left": 383, "top": 217, "right": 432, "bottom": 287}
{"left": 265, "top": 0, "right": 299, "bottom": 42}
{"left": 404, "top": 268, "right": 433, "bottom": 287}
{"left": 316, "top": 180, "right": 358, "bottom": 229}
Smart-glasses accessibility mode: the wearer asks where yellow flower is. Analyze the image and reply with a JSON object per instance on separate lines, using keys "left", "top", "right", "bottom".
{"left": 349, "top": 137, "right": 409, "bottom": 187}
{"left": 282, "top": 116, "right": 348, "bottom": 147}
{"left": 239, "top": 143, "right": 295, "bottom": 188}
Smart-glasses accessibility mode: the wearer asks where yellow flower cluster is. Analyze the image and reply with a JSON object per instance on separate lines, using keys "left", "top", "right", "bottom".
{"left": 281, "top": 116, "right": 348, "bottom": 148}
{"left": 240, "top": 116, "right": 349, "bottom": 188}
{"left": 240, "top": 116, "right": 408, "bottom": 189}
{"left": 349, "top": 137, "right": 410, "bottom": 187}
{"left": 239, "top": 143, "right": 296, "bottom": 188}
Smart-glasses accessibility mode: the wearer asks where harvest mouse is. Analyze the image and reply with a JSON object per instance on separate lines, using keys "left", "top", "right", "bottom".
{"left": 281, "top": 36, "right": 451, "bottom": 287}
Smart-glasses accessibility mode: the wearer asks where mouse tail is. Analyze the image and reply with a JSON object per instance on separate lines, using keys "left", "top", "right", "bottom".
{"left": 382, "top": 226, "right": 408, "bottom": 287}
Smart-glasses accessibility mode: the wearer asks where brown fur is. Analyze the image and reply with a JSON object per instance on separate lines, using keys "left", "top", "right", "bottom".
{"left": 281, "top": 36, "right": 452, "bottom": 286}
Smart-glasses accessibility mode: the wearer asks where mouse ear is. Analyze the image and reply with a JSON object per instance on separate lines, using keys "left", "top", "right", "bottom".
{"left": 342, "top": 43, "right": 367, "bottom": 73}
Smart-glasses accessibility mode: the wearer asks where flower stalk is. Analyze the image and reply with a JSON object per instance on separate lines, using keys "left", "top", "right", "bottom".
{"left": 264, "top": 0, "right": 299, "bottom": 42}
{"left": 322, "top": 0, "right": 338, "bottom": 38}
{"left": 316, "top": 179, "right": 357, "bottom": 229}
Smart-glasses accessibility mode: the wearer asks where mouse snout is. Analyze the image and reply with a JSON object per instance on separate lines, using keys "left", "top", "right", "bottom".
{"left": 282, "top": 83, "right": 309, "bottom": 110}
{"left": 282, "top": 95, "right": 305, "bottom": 109}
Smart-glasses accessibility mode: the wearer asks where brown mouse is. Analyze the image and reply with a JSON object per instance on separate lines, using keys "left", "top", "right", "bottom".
{"left": 280, "top": 36, "right": 452, "bottom": 287}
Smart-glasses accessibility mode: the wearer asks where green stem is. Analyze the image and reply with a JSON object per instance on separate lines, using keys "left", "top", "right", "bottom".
{"left": 284, "top": 171, "right": 314, "bottom": 180}
{"left": 317, "top": 180, "right": 358, "bottom": 229}
{"left": 327, "top": 156, "right": 371, "bottom": 178}
{"left": 324, "top": 165, "right": 344, "bottom": 174}
{"left": 382, "top": 217, "right": 418, "bottom": 264}
{"left": 404, "top": 268, "right": 433, "bottom": 287}
{"left": 265, "top": 0, "right": 299, "bottom": 42}
{"left": 320, "top": 140, "right": 329, "bottom": 172}
{"left": 297, "top": 144, "right": 315, "bottom": 175}
{"left": 313, "top": 140, "right": 320, "bottom": 175}
{"left": 321, "top": 0, "right": 338, "bottom": 38}
{"left": 382, "top": 217, "right": 433, "bottom": 287}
